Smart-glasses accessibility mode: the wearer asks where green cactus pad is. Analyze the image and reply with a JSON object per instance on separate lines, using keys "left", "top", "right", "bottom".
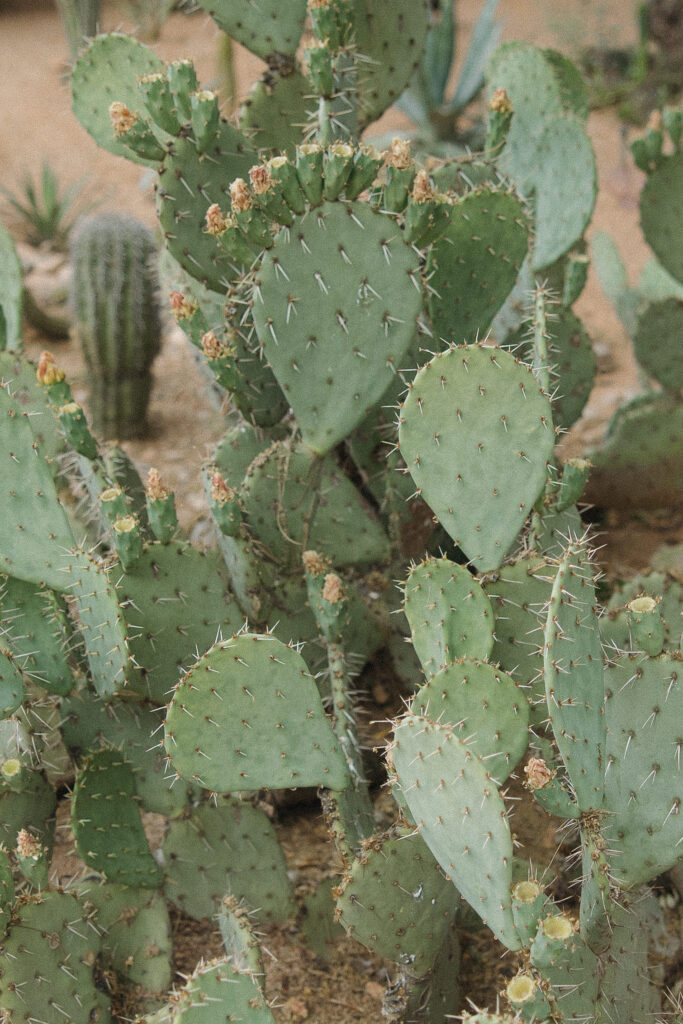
{"left": 252, "top": 200, "right": 421, "bottom": 455}
{"left": 586, "top": 393, "right": 683, "bottom": 508}
{"left": 162, "top": 798, "right": 295, "bottom": 922}
{"left": 543, "top": 542, "right": 605, "bottom": 811}
{"left": 195, "top": 0, "right": 306, "bottom": 60}
{"left": 240, "top": 441, "right": 390, "bottom": 569}
{"left": 336, "top": 827, "right": 457, "bottom": 969}
{"left": 0, "top": 648, "right": 24, "bottom": 719}
{"left": 0, "top": 225, "right": 22, "bottom": 352}
{"left": 240, "top": 69, "right": 311, "bottom": 155}
{"left": 164, "top": 633, "right": 349, "bottom": 792}
{"left": 117, "top": 541, "right": 244, "bottom": 705}
{"left": 0, "top": 352, "right": 66, "bottom": 471}
{"left": 528, "top": 916, "right": 599, "bottom": 1019}
{"left": 71, "top": 33, "right": 166, "bottom": 167}
{"left": 531, "top": 116, "right": 597, "bottom": 270}
{"left": 72, "top": 747, "right": 163, "bottom": 887}
{"left": 60, "top": 689, "right": 196, "bottom": 818}
{"left": 508, "top": 307, "right": 596, "bottom": 431}
{"left": 66, "top": 553, "right": 134, "bottom": 698}
{"left": 0, "top": 889, "right": 108, "bottom": 1024}
{"left": 157, "top": 130, "right": 256, "bottom": 292}
{"left": 603, "top": 653, "right": 682, "bottom": 887}
{"left": 391, "top": 713, "right": 520, "bottom": 949}
{"left": 402, "top": 557, "right": 495, "bottom": 674}
{"left": 1, "top": 576, "right": 73, "bottom": 696}
{"left": 167, "top": 955, "right": 275, "bottom": 1024}
{"left": 410, "top": 659, "right": 529, "bottom": 780}
{"left": 398, "top": 345, "right": 555, "bottom": 572}
{"left": 427, "top": 188, "right": 530, "bottom": 345}
{"left": 86, "top": 882, "right": 172, "bottom": 994}
{"left": 351, "top": 0, "right": 430, "bottom": 127}
{"left": 598, "top": 898, "right": 662, "bottom": 1019}
{"left": 632, "top": 297, "right": 683, "bottom": 392}
{"left": 0, "top": 769, "right": 56, "bottom": 850}
{"left": 0, "top": 385, "right": 76, "bottom": 590}
{"left": 640, "top": 151, "right": 683, "bottom": 285}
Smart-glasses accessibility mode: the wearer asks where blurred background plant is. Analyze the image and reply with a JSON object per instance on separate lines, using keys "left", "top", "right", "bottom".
{"left": 54, "top": 0, "right": 100, "bottom": 60}
{"left": 1, "top": 161, "right": 98, "bottom": 251}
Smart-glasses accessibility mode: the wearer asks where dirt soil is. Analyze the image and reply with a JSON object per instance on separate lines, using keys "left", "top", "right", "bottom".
{"left": 1, "top": 1, "right": 682, "bottom": 1020}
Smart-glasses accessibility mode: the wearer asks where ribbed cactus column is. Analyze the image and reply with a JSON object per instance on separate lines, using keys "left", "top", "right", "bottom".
{"left": 70, "top": 212, "right": 162, "bottom": 440}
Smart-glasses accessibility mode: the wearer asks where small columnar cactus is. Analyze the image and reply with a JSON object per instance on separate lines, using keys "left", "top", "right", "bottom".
{"left": 70, "top": 211, "right": 162, "bottom": 439}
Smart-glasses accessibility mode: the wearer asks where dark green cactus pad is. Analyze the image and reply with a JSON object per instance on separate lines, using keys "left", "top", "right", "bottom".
{"left": 598, "top": 898, "right": 662, "bottom": 1019}
{"left": 240, "top": 68, "right": 311, "bottom": 155}
{"left": 164, "top": 633, "right": 349, "bottom": 792}
{"left": 402, "top": 557, "right": 495, "bottom": 675}
{"left": 60, "top": 689, "right": 196, "bottom": 818}
{"left": 603, "top": 653, "right": 682, "bottom": 887}
{"left": 586, "top": 393, "right": 683, "bottom": 508}
{"left": 336, "top": 827, "right": 457, "bottom": 969}
{"left": 633, "top": 297, "right": 683, "bottom": 392}
{"left": 300, "top": 880, "right": 345, "bottom": 957}
{"left": 240, "top": 441, "right": 390, "bottom": 568}
{"left": 212, "top": 420, "right": 289, "bottom": 488}
{"left": 117, "top": 541, "right": 244, "bottom": 705}
{"left": 543, "top": 542, "right": 605, "bottom": 812}
{"left": 0, "top": 386, "right": 76, "bottom": 591}
{"left": 410, "top": 659, "right": 529, "bottom": 780}
{"left": 531, "top": 116, "right": 597, "bottom": 270}
{"left": 218, "top": 895, "right": 266, "bottom": 972}
{"left": 0, "top": 648, "right": 24, "bottom": 719}
{"left": 507, "top": 307, "right": 596, "bottom": 431}
{"left": 86, "top": 882, "right": 172, "bottom": 995}
{"left": 162, "top": 798, "right": 295, "bottom": 922}
{"left": 167, "top": 955, "right": 275, "bottom": 1024}
{"left": 0, "top": 889, "right": 108, "bottom": 1024}
{"left": 350, "top": 0, "right": 430, "bottom": 127}
{"left": 195, "top": 0, "right": 306, "bottom": 61}
{"left": 485, "top": 555, "right": 554, "bottom": 701}
{"left": 530, "top": 504, "right": 583, "bottom": 562}
{"left": 0, "top": 226, "right": 22, "bottom": 352}
{"left": 67, "top": 553, "right": 134, "bottom": 698}
{"left": 0, "top": 848, "right": 14, "bottom": 929}
{"left": 540, "top": 47, "right": 590, "bottom": 119}
{"left": 426, "top": 188, "right": 530, "bottom": 346}
{"left": 391, "top": 713, "right": 520, "bottom": 950}
{"left": 0, "top": 770, "right": 56, "bottom": 850}
{"left": 528, "top": 917, "right": 599, "bottom": 1019}
{"left": 640, "top": 152, "right": 683, "bottom": 286}
{"left": 157, "top": 129, "right": 256, "bottom": 293}
{"left": 72, "top": 747, "right": 163, "bottom": 887}
{"left": 71, "top": 33, "right": 166, "bottom": 167}
{"left": 1, "top": 576, "right": 73, "bottom": 696}
{"left": 252, "top": 201, "right": 422, "bottom": 455}
{"left": 398, "top": 345, "right": 555, "bottom": 572}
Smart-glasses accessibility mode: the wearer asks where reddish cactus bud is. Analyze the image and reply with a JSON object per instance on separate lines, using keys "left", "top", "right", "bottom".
{"left": 109, "top": 101, "right": 138, "bottom": 137}
{"left": 146, "top": 467, "right": 169, "bottom": 501}
{"left": 169, "top": 291, "right": 197, "bottom": 319}
{"left": 36, "top": 350, "right": 65, "bottom": 387}
{"left": 385, "top": 137, "right": 411, "bottom": 170}
{"left": 230, "top": 178, "right": 254, "bottom": 213}
{"left": 411, "top": 169, "right": 433, "bottom": 203}
{"left": 204, "top": 204, "right": 230, "bottom": 236}
{"left": 211, "top": 472, "right": 236, "bottom": 505}
{"left": 249, "top": 165, "right": 274, "bottom": 195}
{"left": 524, "top": 757, "right": 554, "bottom": 790}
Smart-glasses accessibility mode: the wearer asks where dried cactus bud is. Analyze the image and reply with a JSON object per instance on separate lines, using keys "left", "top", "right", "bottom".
{"left": 411, "top": 169, "right": 433, "bottom": 203}
{"left": 322, "top": 573, "right": 344, "bottom": 604}
{"left": 201, "top": 330, "right": 224, "bottom": 359}
{"left": 505, "top": 973, "right": 537, "bottom": 1003}
{"left": 385, "top": 137, "right": 411, "bottom": 170}
{"left": 146, "top": 467, "right": 168, "bottom": 501}
{"left": 249, "top": 165, "right": 274, "bottom": 195}
{"left": 302, "top": 550, "right": 328, "bottom": 576}
{"left": 36, "top": 350, "right": 65, "bottom": 387}
{"left": 489, "top": 88, "right": 513, "bottom": 115}
{"left": 211, "top": 472, "right": 235, "bottom": 505}
{"left": 524, "top": 757, "right": 554, "bottom": 790}
{"left": 16, "top": 829, "right": 42, "bottom": 860}
{"left": 169, "top": 291, "right": 197, "bottom": 319}
{"left": 109, "top": 101, "right": 137, "bottom": 136}
{"left": 205, "top": 204, "right": 230, "bottom": 236}
{"left": 229, "top": 178, "right": 254, "bottom": 213}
